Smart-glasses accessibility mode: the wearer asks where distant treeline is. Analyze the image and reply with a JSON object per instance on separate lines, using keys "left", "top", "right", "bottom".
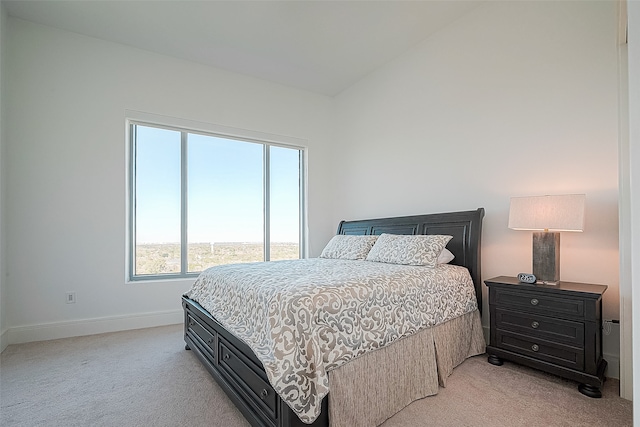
{"left": 135, "top": 242, "right": 299, "bottom": 275}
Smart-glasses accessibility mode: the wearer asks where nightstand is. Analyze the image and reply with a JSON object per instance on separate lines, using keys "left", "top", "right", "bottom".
{"left": 485, "top": 276, "right": 607, "bottom": 398}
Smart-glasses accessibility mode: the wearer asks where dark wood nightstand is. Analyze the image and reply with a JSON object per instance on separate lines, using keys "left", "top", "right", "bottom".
{"left": 485, "top": 276, "right": 607, "bottom": 398}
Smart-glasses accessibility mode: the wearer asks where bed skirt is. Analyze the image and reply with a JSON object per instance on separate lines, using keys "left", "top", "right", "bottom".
{"left": 327, "top": 309, "right": 485, "bottom": 427}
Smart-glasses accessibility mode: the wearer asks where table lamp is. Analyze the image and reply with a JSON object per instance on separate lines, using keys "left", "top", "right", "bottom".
{"left": 508, "top": 194, "right": 586, "bottom": 284}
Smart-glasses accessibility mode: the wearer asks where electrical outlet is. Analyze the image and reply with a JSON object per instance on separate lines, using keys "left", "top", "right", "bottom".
{"left": 66, "top": 292, "right": 76, "bottom": 304}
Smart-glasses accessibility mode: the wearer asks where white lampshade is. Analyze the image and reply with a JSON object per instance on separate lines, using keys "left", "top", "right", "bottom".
{"left": 508, "top": 194, "right": 586, "bottom": 232}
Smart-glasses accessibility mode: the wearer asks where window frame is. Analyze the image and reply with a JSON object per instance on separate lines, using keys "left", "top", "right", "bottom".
{"left": 125, "top": 113, "right": 307, "bottom": 282}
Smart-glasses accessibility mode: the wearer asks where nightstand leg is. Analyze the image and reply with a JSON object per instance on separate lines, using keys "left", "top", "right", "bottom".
{"left": 578, "top": 383, "right": 602, "bottom": 398}
{"left": 185, "top": 344, "right": 191, "bottom": 351}
{"left": 487, "top": 355, "right": 503, "bottom": 366}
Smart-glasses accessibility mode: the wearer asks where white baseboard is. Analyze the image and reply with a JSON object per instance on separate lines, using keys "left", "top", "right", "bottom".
{"left": 0, "top": 328, "right": 8, "bottom": 353}
{"left": 603, "top": 321, "right": 621, "bottom": 380}
{"left": 6, "top": 309, "right": 183, "bottom": 345}
{"left": 603, "top": 353, "right": 620, "bottom": 380}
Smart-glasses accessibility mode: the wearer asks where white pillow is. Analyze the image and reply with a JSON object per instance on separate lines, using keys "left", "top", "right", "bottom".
{"left": 366, "top": 234, "right": 453, "bottom": 267}
{"left": 319, "top": 235, "right": 379, "bottom": 260}
{"left": 438, "top": 248, "right": 455, "bottom": 264}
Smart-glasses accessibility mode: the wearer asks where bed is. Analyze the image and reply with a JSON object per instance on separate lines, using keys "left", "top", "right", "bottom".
{"left": 182, "top": 208, "right": 485, "bottom": 427}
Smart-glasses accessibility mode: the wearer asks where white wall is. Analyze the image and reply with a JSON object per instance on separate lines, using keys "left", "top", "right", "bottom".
{"left": 0, "top": 2, "right": 7, "bottom": 352}
{"left": 626, "top": 0, "right": 640, "bottom": 414}
{"left": 333, "top": 0, "right": 620, "bottom": 361}
{"left": 618, "top": 0, "right": 632, "bottom": 401}
{"left": 4, "top": 18, "right": 335, "bottom": 343}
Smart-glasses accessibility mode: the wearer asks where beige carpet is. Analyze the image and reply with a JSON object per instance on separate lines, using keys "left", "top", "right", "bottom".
{"left": 0, "top": 324, "right": 632, "bottom": 427}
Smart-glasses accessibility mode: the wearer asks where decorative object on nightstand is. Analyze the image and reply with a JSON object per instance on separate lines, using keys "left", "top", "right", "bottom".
{"left": 517, "top": 272, "right": 537, "bottom": 284}
{"left": 508, "top": 194, "right": 586, "bottom": 284}
{"left": 485, "top": 276, "right": 607, "bottom": 398}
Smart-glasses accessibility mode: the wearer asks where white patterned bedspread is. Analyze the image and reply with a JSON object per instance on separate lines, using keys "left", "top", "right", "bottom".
{"left": 184, "top": 258, "right": 478, "bottom": 423}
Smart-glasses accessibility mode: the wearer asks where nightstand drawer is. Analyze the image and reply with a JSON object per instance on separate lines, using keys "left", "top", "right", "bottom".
{"left": 492, "top": 288, "right": 584, "bottom": 319}
{"left": 494, "top": 308, "right": 584, "bottom": 347}
{"left": 495, "top": 330, "right": 584, "bottom": 371}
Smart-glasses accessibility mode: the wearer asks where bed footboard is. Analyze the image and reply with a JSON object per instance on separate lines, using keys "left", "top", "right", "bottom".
{"left": 183, "top": 296, "right": 329, "bottom": 427}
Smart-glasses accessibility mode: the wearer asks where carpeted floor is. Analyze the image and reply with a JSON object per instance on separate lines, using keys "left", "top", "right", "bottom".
{"left": 0, "top": 324, "right": 632, "bottom": 427}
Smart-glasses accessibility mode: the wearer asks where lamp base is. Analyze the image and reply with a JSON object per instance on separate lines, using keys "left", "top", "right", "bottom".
{"left": 532, "top": 232, "right": 560, "bottom": 283}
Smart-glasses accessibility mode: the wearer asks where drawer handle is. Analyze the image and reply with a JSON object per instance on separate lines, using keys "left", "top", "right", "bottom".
{"left": 207, "top": 338, "right": 213, "bottom": 345}
{"left": 260, "top": 389, "right": 269, "bottom": 400}
{"left": 531, "top": 344, "right": 539, "bottom": 352}
{"left": 189, "top": 320, "right": 194, "bottom": 327}
{"left": 531, "top": 321, "right": 540, "bottom": 329}
{"left": 223, "top": 353, "right": 230, "bottom": 361}
{"left": 530, "top": 298, "right": 539, "bottom": 306}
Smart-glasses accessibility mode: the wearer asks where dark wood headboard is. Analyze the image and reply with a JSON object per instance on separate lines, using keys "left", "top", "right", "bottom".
{"left": 336, "top": 208, "right": 485, "bottom": 312}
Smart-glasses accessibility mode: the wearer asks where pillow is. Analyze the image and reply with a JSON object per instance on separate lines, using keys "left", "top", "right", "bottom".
{"left": 319, "top": 235, "right": 379, "bottom": 260}
{"left": 438, "top": 248, "right": 455, "bottom": 264}
{"left": 366, "top": 234, "right": 453, "bottom": 267}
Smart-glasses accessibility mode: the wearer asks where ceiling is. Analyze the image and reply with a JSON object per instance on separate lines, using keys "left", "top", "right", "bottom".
{"left": 3, "top": 1, "right": 482, "bottom": 97}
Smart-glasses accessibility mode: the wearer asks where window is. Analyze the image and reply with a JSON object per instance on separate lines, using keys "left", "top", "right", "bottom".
{"left": 128, "top": 120, "right": 305, "bottom": 280}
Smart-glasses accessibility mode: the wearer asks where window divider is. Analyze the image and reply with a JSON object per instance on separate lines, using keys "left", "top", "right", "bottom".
{"left": 181, "top": 131, "right": 189, "bottom": 274}
{"left": 129, "top": 124, "right": 137, "bottom": 278}
{"left": 264, "top": 145, "right": 271, "bottom": 262}
{"left": 299, "top": 150, "right": 306, "bottom": 259}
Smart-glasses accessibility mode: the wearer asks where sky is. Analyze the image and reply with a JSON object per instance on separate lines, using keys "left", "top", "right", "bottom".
{"left": 134, "top": 125, "right": 300, "bottom": 244}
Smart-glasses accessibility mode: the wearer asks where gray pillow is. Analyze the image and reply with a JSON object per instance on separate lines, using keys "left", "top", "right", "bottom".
{"left": 319, "top": 235, "right": 379, "bottom": 260}
{"left": 366, "top": 234, "right": 453, "bottom": 267}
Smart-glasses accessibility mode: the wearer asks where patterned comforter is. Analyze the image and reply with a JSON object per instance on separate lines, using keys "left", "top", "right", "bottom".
{"left": 184, "top": 258, "right": 479, "bottom": 423}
